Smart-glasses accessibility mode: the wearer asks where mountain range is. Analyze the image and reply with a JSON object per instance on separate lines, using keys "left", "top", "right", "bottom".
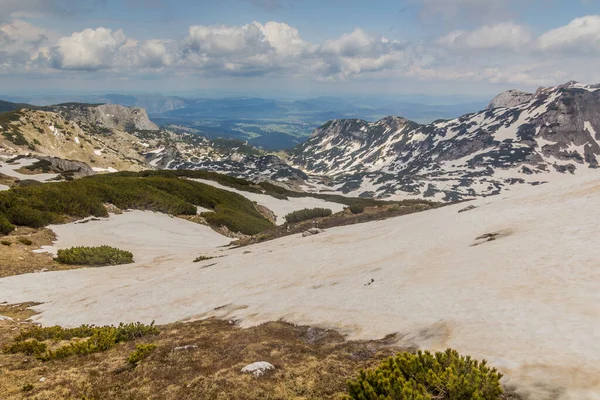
{"left": 0, "top": 94, "right": 486, "bottom": 151}
{"left": 1, "top": 81, "right": 599, "bottom": 202}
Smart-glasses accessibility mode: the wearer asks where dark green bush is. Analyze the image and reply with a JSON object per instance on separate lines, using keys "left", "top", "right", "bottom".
{"left": 193, "top": 255, "right": 213, "bottom": 262}
{"left": 8, "top": 322, "right": 159, "bottom": 361}
{"left": 1, "top": 240, "right": 11, "bottom": 246}
{"left": 127, "top": 343, "right": 157, "bottom": 366}
{"left": 18, "top": 237, "right": 33, "bottom": 245}
{"left": 0, "top": 173, "right": 274, "bottom": 236}
{"left": 349, "top": 204, "right": 365, "bottom": 214}
{"left": 4, "top": 340, "right": 47, "bottom": 356}
{"left": 22, "top": 384, "right": 34, "bottom": 392}
{"left": 284, "top": 208, "right": 333, "bottom": 224}
{"left": 0, "top": 214, "right": 14, "bottom": 235}
{"left": 55, "top": 246, "right": 134, "bottom": 266}
{"left": 345, "top": 349, "right": 504, "bottom": 400}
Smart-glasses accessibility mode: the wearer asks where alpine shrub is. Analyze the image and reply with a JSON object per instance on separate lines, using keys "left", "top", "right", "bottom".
{"left": 127, "top": 343, "right": 157, "bottom": 366}
{"left": 346, "top": 349, "right": 504, "bottom": 400}
{"left": 349, "top": 204, "right": 365, "bottom": 214}
{"left": 55, "top": 246, "right": 134, "bottom": 266}
{"left": 284, "top": 208, "right": 332, "bottom": 224}
{"left": 0, "top": 213, "right": 15, "bottom": 234}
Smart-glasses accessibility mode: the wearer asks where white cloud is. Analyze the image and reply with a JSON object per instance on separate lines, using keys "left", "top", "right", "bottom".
{"left": 50, "top": 27, "right": 133, "bottom": 70}
{"left": 186, "top": 23, "right": 269, "bottom": 57}
{"left": 538, "top": 15, "right": 600, "bottom": 53}
{"left": 438, "top": 23, "right": 532, "bottom": 51}
{"left": 4, "top": 13, "right": 600, "bottom": 90}
{"left": 137, "top": 40, "right": 174, "bottom": 68}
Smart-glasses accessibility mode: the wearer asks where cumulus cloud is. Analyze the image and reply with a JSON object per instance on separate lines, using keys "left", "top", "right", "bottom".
{"left": 538, "top": 15, "right": 600, "bottom": 53}
{"left": 50, "top": 27, "right": 133, "bottom": 70}
{"left": 4, "top": 12, "right": 600, "bottom": 89}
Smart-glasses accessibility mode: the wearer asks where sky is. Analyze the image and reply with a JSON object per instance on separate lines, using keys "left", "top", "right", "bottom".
{"left": 1, "top": 0, "right": 600, "bottom": 98}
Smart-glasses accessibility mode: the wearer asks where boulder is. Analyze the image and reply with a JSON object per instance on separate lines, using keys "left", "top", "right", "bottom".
{"left": 241, "top": 361, "right": 275, "bottom": 377}
{"left": 302, "top": 228, "right": 324, "bottom": 237}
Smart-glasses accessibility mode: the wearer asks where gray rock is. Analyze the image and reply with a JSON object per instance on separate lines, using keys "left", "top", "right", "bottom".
{"left": 241, "top": 361, "right": 275, "bottom": 377}
{"left": 458, "top": 205, "right": 478, "bottom": 213}
{"left": 487, "top": 89, "right": 534, "bottom": 110}
{"left": 302, "top": 228, "right": 324, "bottom": 237}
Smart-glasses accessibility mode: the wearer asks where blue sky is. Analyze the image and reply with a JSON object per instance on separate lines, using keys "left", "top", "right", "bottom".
{"left": 1, "top": 0, "right": 600, "bottom": 98}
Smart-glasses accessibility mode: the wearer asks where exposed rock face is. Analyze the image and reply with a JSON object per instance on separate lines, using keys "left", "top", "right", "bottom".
{"left": 288, "top": 81, "right": 600, "bottom": 201}
{"left": 487, "top": 89, "right": 534, "bottom": 110}
{"left": 50, "top": 103, "right": 159, "bottom": 132}
{"left": 35, "top": 156, "right": 95, "bottom": 178}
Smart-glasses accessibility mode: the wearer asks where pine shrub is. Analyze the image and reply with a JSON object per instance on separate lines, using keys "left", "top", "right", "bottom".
{"left": 55, "top": 246, "right": 134, "bottom": 266}
{"left": 345, "top": 349, "right": 504, "bottom": 400}
{"left": 7, "top": 322, "right": 159, "bottom": 361}
{"left": 0, "top": 213, "right": 15, "bottom": 235}
{"left": 284, "top": 208, "right": 333, "bottom": 224}
{"left": 127, "top": 343, "right": 157, "bottom": 366}
{"left": 18, "top": 237, "right": 33, "bottom": 245}
{"left": 349, "top": 204, "right": 365, "bottom": 214}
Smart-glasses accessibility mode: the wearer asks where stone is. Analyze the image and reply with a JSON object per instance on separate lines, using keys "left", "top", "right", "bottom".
{"left": 241, "top": 361, "right": 275, "bottom": 377}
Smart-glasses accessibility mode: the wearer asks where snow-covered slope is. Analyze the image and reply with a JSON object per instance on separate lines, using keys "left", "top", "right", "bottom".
{"left": 2, "top": 171, "right": 600, "bottom": 399}
{"left": 290, "top": 81, "right": 600, "bottom": 200}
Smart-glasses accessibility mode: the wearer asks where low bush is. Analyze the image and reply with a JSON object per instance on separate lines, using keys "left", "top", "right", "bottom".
{"left": 193, "top": 256, "right": 213, "bottom": 262}
{"left": 1, "top": 240, "right": 11, "bottom": 246}
{"left": 0, "top": 214, "right": 15, "bottom": 235}
{"left": 0, "top": 173, "right": 274, "bottom": 235}
{"left": 348, "top": 204, "right": 365, "bottom": 214}
{"left": 127, "top": 343, "right": 157, "bottom": 366}
{"left": 4, "top": 340, "right": 47, "bottom": 356}
{"left": 55, "top": 246, "right": 134, "bottom": 266}
{"left": 284, "top": 208, "right": 333, "bottom": 224}
{"left": 22, "top": 384, "right": 34, "bottom": 392}
{"left": 18, "top": 237, "right": 33, "bottom": 245}
{"left": 345, "top": 349, "right": 504, "bottom": 400}
{"left": 7, "top": 322, "right": 159, "bottom": 361}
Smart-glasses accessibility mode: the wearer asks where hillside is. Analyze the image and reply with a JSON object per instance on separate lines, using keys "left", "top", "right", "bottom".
{"left": 288, "top": 81, "right": 600, "bottom": 201}
{"left": 1, "top": 167, "right": 599, "bottom": 399}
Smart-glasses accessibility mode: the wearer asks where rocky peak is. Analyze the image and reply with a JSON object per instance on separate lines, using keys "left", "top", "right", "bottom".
{"left": 487, "top": 89, "right": 534, "bottom": 110}
{"left": 50, "top": 103, "right": 159, "bottom": 132}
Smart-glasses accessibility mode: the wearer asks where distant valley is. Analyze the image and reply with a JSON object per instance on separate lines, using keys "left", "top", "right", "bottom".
{"left": 0, "top": 94, "right": 487, "bottom": 150}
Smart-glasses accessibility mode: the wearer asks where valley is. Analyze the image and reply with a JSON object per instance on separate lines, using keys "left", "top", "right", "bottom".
{"left": 1, "top": 81, "right": 600, "bottom": 399}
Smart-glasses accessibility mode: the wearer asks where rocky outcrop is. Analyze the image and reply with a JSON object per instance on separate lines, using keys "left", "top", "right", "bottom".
{"left": 35, "top": 156, "right": 95, "bottom": 178}
{"left": 50, "top": 103, "right": 159, "bottom": 132}
{"left": 487, "top": 89, "right": 534, "bottom": 110}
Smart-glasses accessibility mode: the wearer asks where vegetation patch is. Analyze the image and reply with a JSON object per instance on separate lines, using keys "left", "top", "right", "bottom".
{"left": 348, "top": 204, "right": 365, "bottom": 214}
{"left": 127, "top": 343, "right": 157, "bottom": 366}
{"left": 17, "top": 237, "right": 32, "bottom": 246}
{"left": 285, "top": 208, "right": 333, "bottom": 224}
{"left": 193, "top": 255, "right": 214, "bottom": 263}
{"left": 56, "top": 246, "right": 134, "bottom": 266}
{"left": 0, "top": 172, "right": 274, "bottom": 236}
{"left": 346, "top": 349, "right": 504, "bottom": 400}
{"left": 4, "top": 322, "right": 159, "bottom": 361}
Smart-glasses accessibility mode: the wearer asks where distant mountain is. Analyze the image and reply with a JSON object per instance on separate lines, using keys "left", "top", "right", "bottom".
{"left": 3, "top": 82, "right": 600, "bottom": 202}
{"left": 0, "top": 94, "right": 487, "bottom": 150}
{"left": 287, "top": 81, "right": 600, "bottom": 200}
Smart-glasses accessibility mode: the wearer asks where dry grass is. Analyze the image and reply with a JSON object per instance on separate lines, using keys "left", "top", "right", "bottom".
{"left": 0, "top": 172, "right": 18, "bottom": 188}
{"left": 0, "top": 227, "right": 86, "bottom": 278}
{"left": 234, "top": 203, "right": 438, "bottom": 247}
{"left": 0, "top": 315, "right": 404, "bottom": 400}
